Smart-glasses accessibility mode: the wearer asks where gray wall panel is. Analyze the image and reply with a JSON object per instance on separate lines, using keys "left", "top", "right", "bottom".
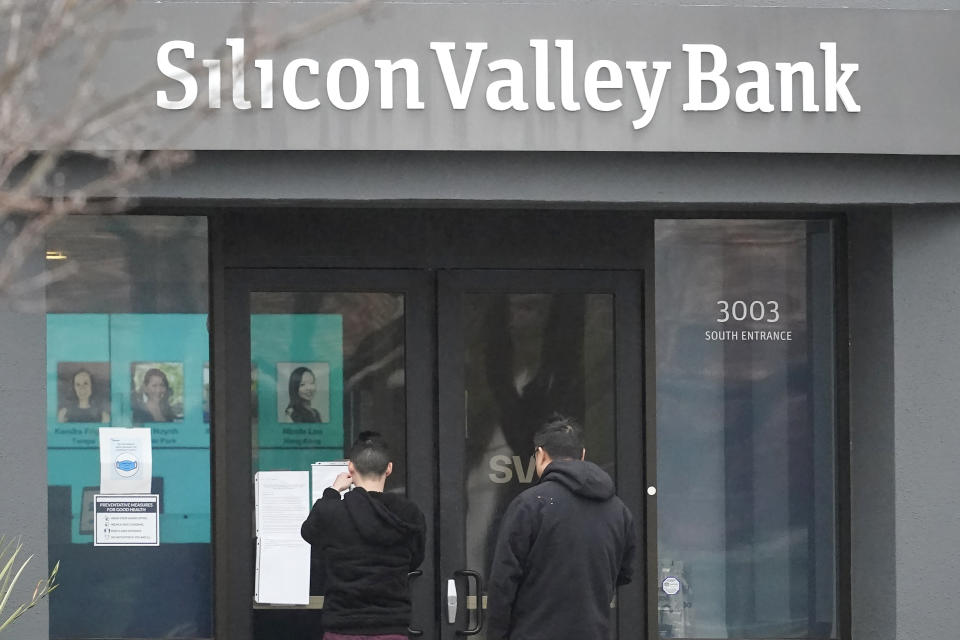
{"left": 36, "top": 4, "right": 960, "bottom": 153}
{"left": 53, "top": 152, "right": 960, "bottom": 205}
{"left": 145, "top": 1, "right": 960, "bottom": 7}
{"left": 0, "top": 223, "right": 49, "bottom": 639}
{"left": 163, "top": 1, "right": 960, "bottom": 7}
{"left": 891, "top": 209, "right": 960, "bottom": 639}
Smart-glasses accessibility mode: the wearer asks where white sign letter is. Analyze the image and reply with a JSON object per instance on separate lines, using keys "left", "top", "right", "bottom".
{"left": 225, "top": 38, "right": 252, "bottom": 110}
{"left": 735, "top": 61, "right": 774, "bottom": 113}
{"left": 327, "top": 59, "right": 370, "bottom": 110}
{"left": 202, "top": 59, "right": 221, "bottom": 109}
{"left": 283, "top": 58, "right": 320, "bottom": 110}
{"left": 255, "top": 59, "right": 274, "bottom": 109}
{"left": 555, "top": 39, "right": 581, "bottom": 111}
{"left": 584, "top": 60, "right": 623, "bottom": 112}
{"left": 626, "top": 60, "right": 671, "bottom": 129}
{"left": 776, "top": 61, "right": 818, "bottom": 112}
{"left": 683, "top": 44, "right": 729, "bottom": 111}
{"left": 486, "top": 59, "right": 529, "bottom": 111}
{"left": 430, "top": 42, "right": 488, "bottom": 109}
{"left": 821, "top": 42, "right": 860, "bottom": 112}
{"left": 530, "top": 39, "right": 556, "bottom": 111}
{"left": 374, "top": 59, "right": 425, "bottom": 110}
{"left": 156, "top": 40, "right": 197, "bottom": 110}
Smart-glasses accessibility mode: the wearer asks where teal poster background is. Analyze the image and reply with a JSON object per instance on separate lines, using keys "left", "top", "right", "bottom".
{"left": 251, "top": 314, "right": 345, "bottom": 471}
{"left": 47, "top": 314, "right": 210, "bottom": 543}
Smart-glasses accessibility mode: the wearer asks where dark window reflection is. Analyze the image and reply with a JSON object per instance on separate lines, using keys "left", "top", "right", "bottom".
{"left": 655, "top": 220, "right": 836, "bottom": 639}
{"left": 462, "top": 293, "right": 615, "bottom": 639}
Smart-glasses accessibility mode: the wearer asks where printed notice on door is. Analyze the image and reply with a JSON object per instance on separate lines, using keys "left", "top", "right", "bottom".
{"left": 94, "top": 494, "right": 159, "bottom": 546}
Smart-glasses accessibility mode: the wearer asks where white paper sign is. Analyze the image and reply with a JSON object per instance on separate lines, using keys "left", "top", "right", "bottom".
{"left": 311, "top": 461, "right": 350, "bottom": 505}
{"left": 255, "top": 471, "right": 309, "bottom": 540}
{"left": 255, "top": 539, "right": 311, "bottom": 605}
{"left": 99, "top": 428, "right": 152, "bottom": 494}
{"left": 254, "top": 471, "right": 311, "bottom": 604}
{"left": 94, "top": 494, "right": 159, "bottom": 546}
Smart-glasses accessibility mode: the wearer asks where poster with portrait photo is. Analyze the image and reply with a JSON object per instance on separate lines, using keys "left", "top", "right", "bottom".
{"left": 57, "top": 362, "right": 111, "bottom": 423}
{"left": 276, "top": 362, "right": 330, "bottom": 424}
{"left": 131, "top": 362, "right": 184, "bottom": 423}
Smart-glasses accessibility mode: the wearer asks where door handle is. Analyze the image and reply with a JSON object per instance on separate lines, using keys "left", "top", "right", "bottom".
{"left": 407, "top": 570, "right": 424, "bottom": 637}
{"left": 446, "top": 578, "right": 458, "bottom": 624}
{"left": 454, "top": 569, "right": 484, "bottom": 636}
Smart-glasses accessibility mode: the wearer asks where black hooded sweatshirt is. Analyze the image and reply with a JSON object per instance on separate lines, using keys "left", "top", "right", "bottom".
{"left": 300, "top": 486, "right": 426, "bottom": 635}
{"left": 486, "top": 460, "right": 636, "bottom": 640}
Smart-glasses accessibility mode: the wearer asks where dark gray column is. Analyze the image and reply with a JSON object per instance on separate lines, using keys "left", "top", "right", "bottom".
{"left": 848, "top": 211, "right": 896, "bottom": 640}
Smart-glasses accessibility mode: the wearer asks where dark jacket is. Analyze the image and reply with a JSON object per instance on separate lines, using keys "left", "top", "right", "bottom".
{"left": 300, "top": 486, "right": 426, "bottom": 635}
{"left": 486, "top": 460, "right": 636, "bottom": 640}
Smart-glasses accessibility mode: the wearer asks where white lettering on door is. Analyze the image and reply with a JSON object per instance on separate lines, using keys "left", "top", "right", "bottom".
{"left": 488, "top": 455, "right": 537, "bottom": 484}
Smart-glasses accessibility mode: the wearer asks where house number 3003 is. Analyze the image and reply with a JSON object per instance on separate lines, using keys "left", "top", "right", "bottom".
{"left": 716, "top": 300, "right": 780, "bottom": 323}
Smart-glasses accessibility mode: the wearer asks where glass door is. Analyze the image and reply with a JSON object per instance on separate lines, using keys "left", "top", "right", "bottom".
{"left": 437, "top": 270, "right": 645, "bottom": 639}
{"left": 218, "top": 269, "right": 435, "bottom": 640}
{"left": 218, "top": 268, "right": 646, "bottom": 640}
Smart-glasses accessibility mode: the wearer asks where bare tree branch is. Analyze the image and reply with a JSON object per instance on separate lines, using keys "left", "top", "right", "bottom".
{"left": 0, "top": 0, "right": 378, "bottom": 307}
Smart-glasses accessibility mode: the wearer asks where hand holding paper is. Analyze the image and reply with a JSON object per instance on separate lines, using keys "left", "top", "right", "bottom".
{"left": 331, "top": 471, "right": 353, "bottom": 492}
{"left": 310, "top": 461, "right": 350, "bottom": 504}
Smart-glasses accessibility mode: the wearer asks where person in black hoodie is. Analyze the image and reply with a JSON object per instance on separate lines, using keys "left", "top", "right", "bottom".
{"left": 301, "top": 432, "right": 426, "bottom": 640}
{"left": 487, "top": 415, "right": 637, "bottom": 640}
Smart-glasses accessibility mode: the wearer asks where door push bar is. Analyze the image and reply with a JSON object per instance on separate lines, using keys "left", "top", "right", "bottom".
{"left": 408, "top": 569, "right": 424, "bottom": 637}
{"left": 448, "top": 569, "right": 485, "bottom": 636}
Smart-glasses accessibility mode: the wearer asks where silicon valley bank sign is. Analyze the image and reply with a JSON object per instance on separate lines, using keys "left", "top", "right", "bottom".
{"left": 52, "top": 4, "right": 960, "bottom": 152}
{"left": 156, "top": 39, "right": 861, "bottom": 131}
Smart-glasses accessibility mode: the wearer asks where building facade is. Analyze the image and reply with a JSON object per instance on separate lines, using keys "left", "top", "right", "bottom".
{"left": 1, "top": 2, "right": 959, "bottom": 639}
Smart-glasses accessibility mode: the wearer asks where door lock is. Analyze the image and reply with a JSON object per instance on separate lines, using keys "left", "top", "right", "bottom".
{"left": 447, "top": 579, "right": 458, "bottom": 624}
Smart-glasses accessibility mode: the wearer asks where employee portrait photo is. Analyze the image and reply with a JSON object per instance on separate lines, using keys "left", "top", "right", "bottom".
{"left": 57, "top": 362, "right": 110, "bottom": 423}
{"left": 131, "top": 362, "right": 184, "bottom": 423}
{"left": 276, "top": 362, "right": 329, "bottom": 423}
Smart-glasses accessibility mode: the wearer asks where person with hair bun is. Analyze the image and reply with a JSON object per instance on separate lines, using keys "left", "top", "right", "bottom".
{"left": 301, "top": 431, "right": 425, "bottom": 639}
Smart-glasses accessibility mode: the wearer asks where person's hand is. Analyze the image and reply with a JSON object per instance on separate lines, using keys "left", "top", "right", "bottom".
{"left": 332, "top": 471, "right": 352, "bottom": 492}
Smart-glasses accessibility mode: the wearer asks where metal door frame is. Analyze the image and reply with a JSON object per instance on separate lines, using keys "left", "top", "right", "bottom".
{"left": 214, "top": 268, "right": 436, "bottom": 640}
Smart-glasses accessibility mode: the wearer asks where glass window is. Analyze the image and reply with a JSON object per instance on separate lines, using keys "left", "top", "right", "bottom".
{"left": 45, "top": 215, "right": 211, "bottom": 639}
{"left": 655, "top": 220, "right": 837, "bottom": 639}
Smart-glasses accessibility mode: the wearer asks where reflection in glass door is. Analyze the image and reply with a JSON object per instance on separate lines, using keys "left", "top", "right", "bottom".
{"left": 248, "top": 291, "right": 412, "bottom": 638}
{"left": 463, "top": 293, "right": 615, "bottom": 598}
{"left": 438, "top": 271, "right": 644, "bottom": 640}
